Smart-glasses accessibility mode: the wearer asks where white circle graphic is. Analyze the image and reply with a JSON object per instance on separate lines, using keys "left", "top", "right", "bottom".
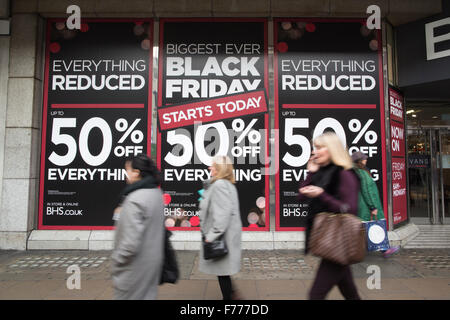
{"left": 247, "top": 212, "right": 259, "bottom": 224}
{"left": 256, "top": 197, "right": 266, "bottom": 209}
{"left": 368, "top": 225, "right": 386, "bottom": 244}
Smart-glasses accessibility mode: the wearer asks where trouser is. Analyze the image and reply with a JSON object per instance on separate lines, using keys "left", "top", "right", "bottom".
{"left": 218, "top": 276, "right": 233, "bottom": 300}
{"left": 309, "top": 259, "right": 361, "bottom": 300}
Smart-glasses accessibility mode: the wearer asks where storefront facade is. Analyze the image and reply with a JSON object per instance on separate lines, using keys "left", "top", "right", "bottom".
{"left": 0, "top": 0, "right": 445, "bottom": 250}
{"left": 396, "top": 1, "right": 450, "bottom": 226}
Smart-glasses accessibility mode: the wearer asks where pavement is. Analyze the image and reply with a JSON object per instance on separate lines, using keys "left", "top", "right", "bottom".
{"left": 0, "top": 248, "right": 449, "bottom": 300}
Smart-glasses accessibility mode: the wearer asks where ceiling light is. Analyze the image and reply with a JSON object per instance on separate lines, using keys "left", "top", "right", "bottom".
{"left": 406, "top": 110, "right": 415, "bottom": 114}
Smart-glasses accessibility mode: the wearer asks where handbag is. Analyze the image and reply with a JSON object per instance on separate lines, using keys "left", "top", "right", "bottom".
{"left": 160, "top": 229, "right": 179, "bottom": 285}
{"left": 363, "top": 217, "right": 390, "bottom": 252}
{"left": 203, "top": 234, "right": 229, "bottom": 260}
{"left": 308, "top": 212, "right": 366, "bottom": 265}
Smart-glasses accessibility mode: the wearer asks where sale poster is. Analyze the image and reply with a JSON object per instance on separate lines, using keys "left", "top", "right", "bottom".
{"left": 158, "top": 19, "right": 269, "bottom": 230}
{"left": 39, "top": 20, "right": 152, "bottom": 229}
{"left": 274, "top": 19, "right": 387, "bottom": 230}
{"left": 389, "top": 86, "right": 408, "bottom": 226}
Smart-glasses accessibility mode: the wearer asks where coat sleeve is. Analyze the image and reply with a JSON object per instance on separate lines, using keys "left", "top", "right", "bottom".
{"left": 205, "top": 180, "right": 232, "bottom": 242}
{"left": 111, "top": 197, "right": 146, "bottom": 266}
{"left": 358, "top": 169, "right": 378, "bottom": 211}
{"left": 298, "top": 173, "right": 313, "bottom": 202}
{"left": 318, "top": 170, "right": 359, "bottom": 215}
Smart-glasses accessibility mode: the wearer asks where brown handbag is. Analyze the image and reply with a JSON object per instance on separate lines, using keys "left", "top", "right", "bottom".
{"left": 308, "top": 212, "right": 366, "bottom": 265}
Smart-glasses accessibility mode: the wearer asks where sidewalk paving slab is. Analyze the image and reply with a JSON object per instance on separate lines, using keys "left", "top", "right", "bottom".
{"left": 158, "top": 280, "right": 208, "bottom": 300}
{"left": 0, "top": 249, "right": 449, "bottom": 300}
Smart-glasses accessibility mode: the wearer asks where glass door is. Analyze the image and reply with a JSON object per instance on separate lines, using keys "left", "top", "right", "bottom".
{"left": 438, "top": 129, "right": 450, "bottom": 224}
{"left": 407, "top": 128, "right": 433, "bottom": 224}
{"left": 408, "top": 127, "right": 450, "bottom": 224}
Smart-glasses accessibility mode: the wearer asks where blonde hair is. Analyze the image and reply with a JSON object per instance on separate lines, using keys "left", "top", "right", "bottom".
{"left": 313, "top": 132, "right": 353, "bottom": 170}
{"left": 211, "top": 155, "right": 236, "bottom": 184}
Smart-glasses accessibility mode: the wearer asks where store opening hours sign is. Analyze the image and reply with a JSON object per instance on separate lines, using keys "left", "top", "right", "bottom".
{"left": 39, "top": 19, "right": 153, "bottom": 229}
{"left": 274, "top": 19, "right": 387, "bottom": 230}
{"left": 158, "top": 19, "right": 269, "bottom": 230}
{"left": 389, "top": 86, "right": 408, "bottom": 226}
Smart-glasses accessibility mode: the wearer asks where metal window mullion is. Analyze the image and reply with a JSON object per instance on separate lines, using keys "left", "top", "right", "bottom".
{"left": 439, "top": 130, "right": 445, "bottom": 224}
{"left": 430, "top": 130, "right": 438, "bottom": 224}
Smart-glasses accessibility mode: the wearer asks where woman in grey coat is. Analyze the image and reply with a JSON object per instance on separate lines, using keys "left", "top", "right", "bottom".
{"left": 111, "top": 154, "right": 165, "bottom": 300}
{"left": 199, "top": 155, "right": 242, "bottom": 300}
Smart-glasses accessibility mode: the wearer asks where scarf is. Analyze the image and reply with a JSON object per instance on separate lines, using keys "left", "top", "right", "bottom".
{"left": 306, "top": 163, "right": 342, "bottom": 214}
{"left": 310, "top": 163, "right": 341, "bottom": 190}
{"left": 117, "top": 175, "right": 159, "bottom": 206}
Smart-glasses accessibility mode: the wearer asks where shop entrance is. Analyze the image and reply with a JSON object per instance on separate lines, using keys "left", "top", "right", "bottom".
{"left": 407, "top": 127, "right": 450, "bottom": 224}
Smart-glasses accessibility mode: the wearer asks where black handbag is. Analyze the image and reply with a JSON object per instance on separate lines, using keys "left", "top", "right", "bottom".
{"left": 160, "top": 229, "right": 179, "bottom": 284}
{"left": 203, "top": 235, "right": 228, "bottom": 260}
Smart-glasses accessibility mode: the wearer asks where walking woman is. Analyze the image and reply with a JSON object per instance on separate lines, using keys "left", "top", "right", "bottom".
{"left": 352, "top": 151, "right": 399, "bottom": 258}
{"left": 199, "top": 155, "right": 242, "bottom": 300}
{"left": 111, "top": 154, "right": 165, "bottom": 300}
{"left": 298, "top": 132, "right": 361, "bottom": 300}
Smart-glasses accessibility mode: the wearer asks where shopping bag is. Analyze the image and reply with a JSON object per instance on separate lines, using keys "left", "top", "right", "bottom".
{"left": 363, "top": 218, "right": 390, "bottom": 252}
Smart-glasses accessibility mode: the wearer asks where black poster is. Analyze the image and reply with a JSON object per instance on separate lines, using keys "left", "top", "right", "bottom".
{"left": 274, "top": 20, "right": 387, "bottom": 230}
{"left": 39, "top": 19, "right": 152, "bottom": 229}
{"left": 158, "top": 19, "right": 269, "bottom": 230}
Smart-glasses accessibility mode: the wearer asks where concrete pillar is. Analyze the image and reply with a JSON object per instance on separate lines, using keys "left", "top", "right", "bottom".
{"left": 0, "top": 36, "right": 9, "bottom": 248}
{"left": 0, "top": 0, "right": 9, "bottom": 18}
{"left": 0, "top": 0, "right": 10, "bottom": 248}
{"left": 0, "top": 13, "right": 44, "bottom": 249}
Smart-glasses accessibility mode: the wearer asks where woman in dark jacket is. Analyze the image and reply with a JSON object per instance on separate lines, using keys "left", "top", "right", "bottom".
{"left": 298, "top": 132, "right": 361, "bottom": 300}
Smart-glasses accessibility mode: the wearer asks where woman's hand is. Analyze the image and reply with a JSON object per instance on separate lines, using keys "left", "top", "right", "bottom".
{"left": 371, "top": 209, "right": 378, "bottom": 216}
{"left": 307, "top": 157, "right": 320, "bottom": 173}
{"left": 299, "top": 185, "right": 324, "bottom": 198}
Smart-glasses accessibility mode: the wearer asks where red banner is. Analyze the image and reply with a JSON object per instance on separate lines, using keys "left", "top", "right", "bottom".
{"left": 390, "top": 120, "right": 405, "bottom": 157}
{"left": 392, "top": 159, "right": 408, "bottom": 225}
{"left": 158, "top": 90, "right": 267, "bottom": 131}
{"left": 389, "top": 86, "right": 408, "bottom": 226}
{"left": 389, "top": 87, "right": 404, "bottom": 123}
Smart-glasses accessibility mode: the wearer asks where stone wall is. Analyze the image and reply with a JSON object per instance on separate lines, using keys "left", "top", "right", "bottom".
{"left": 0, "top": 34, "right": 10, "bottom": 248}
{"left": 9, "top": 0, "right": 442, "bottom": 25}
{"left": 0, "top": 12, "right": 45, "bottom": 249}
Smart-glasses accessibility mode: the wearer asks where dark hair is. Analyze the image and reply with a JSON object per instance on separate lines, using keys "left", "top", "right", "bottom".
{"left": 355, "top": 159, "right": 371, "bottom": 175}
{"left": 127, "top": 154, "right": 162, "bottom": 185}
